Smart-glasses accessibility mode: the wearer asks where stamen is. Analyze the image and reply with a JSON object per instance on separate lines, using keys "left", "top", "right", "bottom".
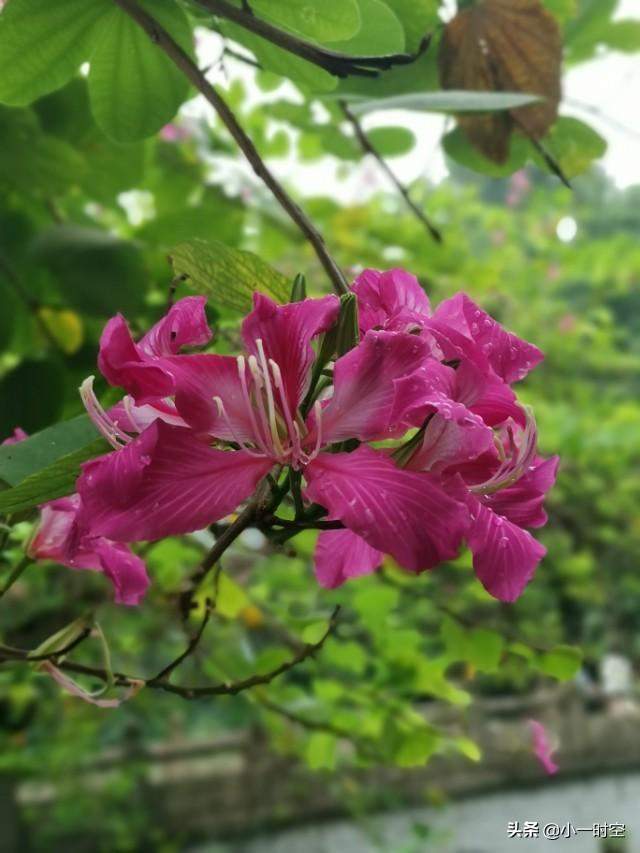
{"left": 472, "top": 407, "right": 538, "bottom": 495}
{"left": 123, "top": 395, "right": 143, "bottom": 433}
{"left": 255, "top": 340, "right": 285, "bottom": 458}
{"left": 270, "top": 358, "right": 300, "bottom": 460}
{"left": 80, "top": 376, "right": 131, "bottom": 450}
{"left": 237, "top": 356, "right": 271, "bottom": 455}
{"left": 213, "top": 396, "right": 263, "bottom": 457}
{"left": 247, "top": 354, "right": 276, "bottom": 454}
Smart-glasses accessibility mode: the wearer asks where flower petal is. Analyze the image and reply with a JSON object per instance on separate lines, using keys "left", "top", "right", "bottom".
{"left": 455, "top": 361, "right": 524, "bottom": 427}
{"left": 77, "top": 422, "right": 272, "bottom": 542}
{"left": 483, "top": 455, "right": 559, "bottom": 529}
{"left": 433, "top": 293, "right": 543, "bottom": 383}
{"left": 529, "top": 719, "right": 559, "bottom": 775}
{"left": 314, "top": 529, "right": 382, "bottom": 589}
{"left": 407, "top": 403, "right": 495, "bottom": 473}
{"left": 167, "top": 353, "right": 258, "bottom": 441}
{"left": 139, "top": 296, "right": 211, "bottom": 356}
{"left": 29, "top": 496, "right": 150, "bottom": 606}
{"left": 92, "top": 541, "right": 150, "bottom": 606}
{"left": 242, "top": 293, "right": 339, "bottom": 413}
{"left": 98, "top": 297, "right": 212, "bottom": 402}
{"left": 351, "top": 268, "right": 431, "bottom": 333}
{"left": 304, "top": 447, "right": 467, "bottom": 572}
{"left": 321, "top": 330, "right": 434, "bottom": 443}
{"left": 98, "top": 314, "right": 176, "bottom": 401}
{"left": 466, "top": 496, "right": 546, "bottom": 602}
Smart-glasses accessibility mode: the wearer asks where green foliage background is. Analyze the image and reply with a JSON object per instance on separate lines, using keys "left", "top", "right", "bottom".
{"left": 0, "top": 0, "right": 639, "bottom": 849}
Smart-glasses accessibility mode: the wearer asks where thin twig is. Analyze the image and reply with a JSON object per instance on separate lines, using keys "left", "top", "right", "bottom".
{"left": 111, "top": 0, "right": 349, "bottom": 296}
{"left": 150, "top": 600, "right": 213, "bottom": 683}
{"left": 340, "top": 101, "right": 442, "bottom": 243}
{"left": 0, "top": 626, "right": 92, "bottom": 663}
{"left": 0, "top": 555, "right": 32, "bottom": 599}
{"left": 0, "top": 606, "right": 341, "bottom": 699}
{"left": 199, "top": 0, "right": 430, "bottom": 79}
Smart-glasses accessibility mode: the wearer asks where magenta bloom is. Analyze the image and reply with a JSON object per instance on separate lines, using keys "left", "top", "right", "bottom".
{"left": 74, "top": 271, "right": 555, "bottom": 603}
{"left": 28, "top": 495, "right": 149, "bottom": 606}
{"left": 3, "top": 430, "right": 149, "bottom": 606}
{"left": 529, "top": 719, "right": 559, "bottom": 775}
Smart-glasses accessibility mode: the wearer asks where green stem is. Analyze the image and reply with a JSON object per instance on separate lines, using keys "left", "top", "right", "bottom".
{"left": 0, "top": 556, "right": 32, "bottom": 599}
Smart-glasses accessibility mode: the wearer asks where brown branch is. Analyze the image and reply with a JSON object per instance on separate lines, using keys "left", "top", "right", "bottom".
{"left": 111, "top": 0, "right": 349, "bottom": 296}
{"left": 149, "top": 600, "right": 213, "bottom": 683}
{"left": 0, "top": 606, "right": 341, "bottom": 700}
{"left": 340, "top": 101, "right": 442, "bottom": 243}
{"left": 0, "top": 626, "right": 92, "bottom": 663}
{"left": 198, "top": 0, "right": 430, "bottom": 79}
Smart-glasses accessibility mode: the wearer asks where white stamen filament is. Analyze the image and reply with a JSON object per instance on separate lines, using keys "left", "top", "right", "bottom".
{"left": 213, "top": 396, "right": 263, "bottom": 457}
{"left": 123, "top": 395, "right": 143, "bottom": 433}
{"left": 247, "top": 354, "right": 276, "bottom": 454}
{"left": 269, "top": 358, "right": 300, "bottom": 460}
{"left": 80, "top": 376, "right": 131, "bottom": 450}
{"left": 472, "top": 407, "right": 537, "bottom": 495}
{"left": 255, "top": 340, "right": 285, "bottom": 458}
{"left": 236, "top": 355, "right": 271, "bottom": 456}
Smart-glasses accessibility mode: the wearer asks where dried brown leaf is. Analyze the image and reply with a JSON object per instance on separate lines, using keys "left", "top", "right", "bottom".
{"left": 438, "top": 0, "right": 562, "bottom": 163}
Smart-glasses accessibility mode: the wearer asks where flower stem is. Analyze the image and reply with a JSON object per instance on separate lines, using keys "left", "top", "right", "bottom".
{"left": 0, "top": 556, "right": 32, "bottom": 599}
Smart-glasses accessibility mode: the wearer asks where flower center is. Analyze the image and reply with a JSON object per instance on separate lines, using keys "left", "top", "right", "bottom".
{"left": 214, "top": 338, "right": 323, "bottom": 469}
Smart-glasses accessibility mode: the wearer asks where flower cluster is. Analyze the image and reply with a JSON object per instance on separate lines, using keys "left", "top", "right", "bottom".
{"left": 29, "top": 268, "right": 557, "bottom": 605}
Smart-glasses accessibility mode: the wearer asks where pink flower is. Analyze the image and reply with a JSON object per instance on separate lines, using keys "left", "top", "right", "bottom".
{"left": 529, "top": 719, "right": 559, "bottom": 775}
{"left": 3, "top": 428, "right": 149, "bottom": 606}
{"left": 75, "top": 271, "right": 554, "bottom": 603}
{"left": 28, "top": 495, "right": 149, "bottom": 606}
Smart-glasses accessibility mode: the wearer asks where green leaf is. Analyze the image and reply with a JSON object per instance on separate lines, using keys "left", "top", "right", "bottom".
{"left": 353, "top": 584, "right": 399, "bottom": 621}
{"left": 393, "top": 726, "right": 439, "bottom": 767}
{"left": 385, "top": 0, "right": 440, "bottom": 52}
{"left": 250, "top": 0, "right": 361, "bottom": 42}
{"left": 0, "top": 360, "right": 66, "bottom": 440}
{"left": 305, "top": 732, "right": 337, "bottom": 770}
{"left": 222, "top": 23, "right": 336, "bottom": 94}
{"left": 0, "top": 0, "right": 108, "bottom": 106}
{"left": 33, "top": 225, "right": 147, "bottom": 317}
{"left": 536, "top": 645, "right": 582, "bottom": 681}
{"left": 443, "top": 126, "right": 529, "bottom": 177}
{"left": 440, "top": 616, "right": 467, "bottom": 659}
{"left": 168, "top": 238, "right": 290, "bottom": 313}
{"left": 350, "top": 90, "right": 542, "bottom": 115}
{"left": 602, "top": 20, "right": 640, "bottom": 53}
{"left": 139, "top": 188, "right": 244, "bottom": 249}
{"left": 367, "top": 126, "right": 415, "bottom": 157}
{"left": 34, "top": 79, "right": 147, "bottom": 203}
{"left": 301, "top": 621, "right": 329, "bottom": 644}
{"left": 0, "top": 107, "right": 86, "bottom": 195}
{"left": 328, "top": 0, "right": 405, "bottom": 56}
{"left": 0, "top": 437, "right": 107, "bottom": 514}
{"left": 543, "top": 0, "right": 577, "bottom": 26}
{"left": 534, "top": 117, "right": 606, "bottom": 178}
{"left": 453, "top": 736, "right": 482, "bottom": 762}
{"left": 88, "top": 0, "right": 192, "bottom": 142}
{"left": 0, "top": 415, "right": 100, "bottom": 488}
{"left": 215, "top": 574, "right": 250, "bottom": 619}
{"left": 468, "top": 629, "right": 504, "bottom": 673}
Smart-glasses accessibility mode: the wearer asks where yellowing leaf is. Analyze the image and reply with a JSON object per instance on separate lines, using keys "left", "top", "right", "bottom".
{"left": 438, "top": 0, "right": 561, "bottom": 163}
{"left": 38, "top": 308, "right": 84, "bottom": 354}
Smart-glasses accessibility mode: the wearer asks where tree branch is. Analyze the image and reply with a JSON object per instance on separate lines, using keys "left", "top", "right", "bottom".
{"left": 198, "top": 0, "right": 431, "bottom": 79}
{"left": 111, "top": 0, "right": 349, "bottom": 296}
{"left": 340, "top": 101, "right": 442, "bottom": 243}
{"left": 0, "top": 606, "right": 341, "bottom": 700}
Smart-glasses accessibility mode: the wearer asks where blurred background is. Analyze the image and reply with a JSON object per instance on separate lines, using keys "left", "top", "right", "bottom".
{"left": 1, "top": 0, "right": 640, "bottom": 850}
